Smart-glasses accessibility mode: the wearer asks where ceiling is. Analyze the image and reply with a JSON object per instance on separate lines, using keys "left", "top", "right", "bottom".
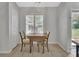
{"left": 16, "top": 2, "right": 61, "bottom": 7}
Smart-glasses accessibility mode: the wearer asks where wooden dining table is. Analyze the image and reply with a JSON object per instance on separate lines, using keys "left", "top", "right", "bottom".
{"left": 26, "top": 33, "right": 47, "bottom": 53}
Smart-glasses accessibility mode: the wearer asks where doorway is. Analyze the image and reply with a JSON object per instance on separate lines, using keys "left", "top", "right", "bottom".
{"left": 72, "top": 11, "right": 79, "bottom": 40}
{"left": 71, "top": 10, "right": 79, "bottom": 56}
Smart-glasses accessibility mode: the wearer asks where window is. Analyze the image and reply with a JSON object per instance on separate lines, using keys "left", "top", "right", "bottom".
{"left": 26, "top": 15, "right": 43, "bottom": 34}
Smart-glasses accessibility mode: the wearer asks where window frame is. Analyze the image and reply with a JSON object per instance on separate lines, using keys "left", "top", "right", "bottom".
{"left": 25, "top": 15, "right": 44, "bottom": 34}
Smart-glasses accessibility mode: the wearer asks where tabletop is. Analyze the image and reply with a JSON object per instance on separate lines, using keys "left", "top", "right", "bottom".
{"left": 26, "top": 33, "right": 47, "bottom": 40}
{"left": 26, "top": 33, "right": 47, "bottom": 36}
{"left": 72, "top": 39, "right": 79, "bottom": 45}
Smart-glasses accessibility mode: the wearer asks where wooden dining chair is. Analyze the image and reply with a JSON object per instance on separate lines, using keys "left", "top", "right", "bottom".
{"left": 45, "top": 32, "right": 50, "bottom": 52}
{"left": 23, "top": 32, "right": 30, "bottom": 46}
{"left": 19, "top": 32, "right": 30, "bottom": 52}
{"left": 37, "top": 32, "right": 50, "bottom": 52}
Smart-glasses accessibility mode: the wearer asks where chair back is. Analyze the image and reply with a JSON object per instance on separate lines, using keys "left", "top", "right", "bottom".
{"left": 23, "top": 32, "right": 26, "bottom": 39}
{"left": 47, "top": 32, "right": 50, "bottom": 39}
{"left": 19, "top": 32, "right": 23, "bottom": 43}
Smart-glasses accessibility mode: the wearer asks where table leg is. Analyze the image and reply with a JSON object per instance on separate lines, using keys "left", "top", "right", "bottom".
{"left": 37, "top": 42, "right": 40, "bottom": 52}
{"left": 76, "top": 45, "right": 79, "bottom": 57}
{"left": 42, "top": 40, "right": 44, "bottom": 53}
{"left": 30, "top": 39, "right": 32, "bottom": 53}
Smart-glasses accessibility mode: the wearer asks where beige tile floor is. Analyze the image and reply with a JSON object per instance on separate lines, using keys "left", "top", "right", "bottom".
{"left": 0, "top": 44, "right": 75, "bottom": 57}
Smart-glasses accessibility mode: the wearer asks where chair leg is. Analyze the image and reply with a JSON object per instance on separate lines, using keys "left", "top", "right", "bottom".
{"left": 24, "top": 44, "right": 26, "bottom": 47}
{"left": 31, "top": 41, "right": 33, "bottom": 47}
{"left": 46, "top": 40, "right": 49, "bottom": 52}
{"left": 37, "top": 42, "right": 40, "bottom": 52}
{"left": 42, "top": 40, "right": 44, "bottom": 53}
{"left": 20, "top": 43, "right": 23, "bottom": 52}
{"left": 31, "top": 41, "right": 33, "bottom": 51}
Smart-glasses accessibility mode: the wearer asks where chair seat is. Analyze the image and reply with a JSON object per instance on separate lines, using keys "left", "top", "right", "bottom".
{"left": 45, "top": 39, "right": 48, "bottom": 41}
{"left": 23, "top": 39, "right": 30, "bottom": 44}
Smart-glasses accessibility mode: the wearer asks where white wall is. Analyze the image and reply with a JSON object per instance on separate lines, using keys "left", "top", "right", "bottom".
{"left": 19, "top": 7, "right": 57, "bottom": 43}
{"left": 57, "top": 3, "right": 69, "bottom": 52}
{"left": 9, "top": 2, "right": 19, "bottom": 51}
{"left": 0, "top": 2, "right": 9, "bottom": 53}
{"left": 46, "top": 7, "right": 57, "bottom": 43}
{"left": 0, "top": 2, "right": 19, "bottom": 53}
{"left": 66, "top": 2, "right": 79, "bottom": 52}
{"left": 19, "top": 7, "right": 47, "bottom": 32}
{"left": 56, "top": 2, "right": 79, "bottom": 53}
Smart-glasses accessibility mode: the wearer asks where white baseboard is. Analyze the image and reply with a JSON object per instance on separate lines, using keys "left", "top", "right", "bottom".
{"left": 57, "top": 42, "right": 66, "bottom": 51}
{"left": 0, "top": 44, "right": 18, "bottom": 54}
{"left": 56, "top": 41, "right": 69, "bottom": 53}
{"left": 48, "top": 42, "right": 57, "bottom": 44}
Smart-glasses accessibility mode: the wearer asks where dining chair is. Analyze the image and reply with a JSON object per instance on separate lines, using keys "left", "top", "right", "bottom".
{"left": 19, "top": 32, "right": 30, "bottom": 52}
{"left": 37, "top": 32, "right": 50, "bottom": 52}
{"left": 45, "top": 32, "right": 50, "bottom": 52}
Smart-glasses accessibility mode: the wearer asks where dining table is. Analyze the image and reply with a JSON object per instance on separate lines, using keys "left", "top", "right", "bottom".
{"left": 26, "top": 33, "right": 47, "bottom": 53}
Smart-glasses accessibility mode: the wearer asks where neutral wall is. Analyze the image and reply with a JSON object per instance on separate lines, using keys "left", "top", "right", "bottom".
{"left": 0, "top": 2, "right": 19, "bottom": 53}
{"left": 0, "top": 2, "right": 9, "bottom": 53}
{"left": 19, "top": 7, "right": 47, "bottom": 32}
{"left": 66, "top": 2, "right": 79, "bottom": 52}
{"left": 57, "top": 3, "right": 69, "bottom": 52}
{"left": 19, "top": 7, "right": 57, "bottom": 43}
{"left": 46, "top": 7, "right": 57, "bottom": 43}
{"left": 56, "top": 2, "right": 79, "bottom": 53}
{"left": 9, "top": 2, "right": 19, "bottom": 52}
